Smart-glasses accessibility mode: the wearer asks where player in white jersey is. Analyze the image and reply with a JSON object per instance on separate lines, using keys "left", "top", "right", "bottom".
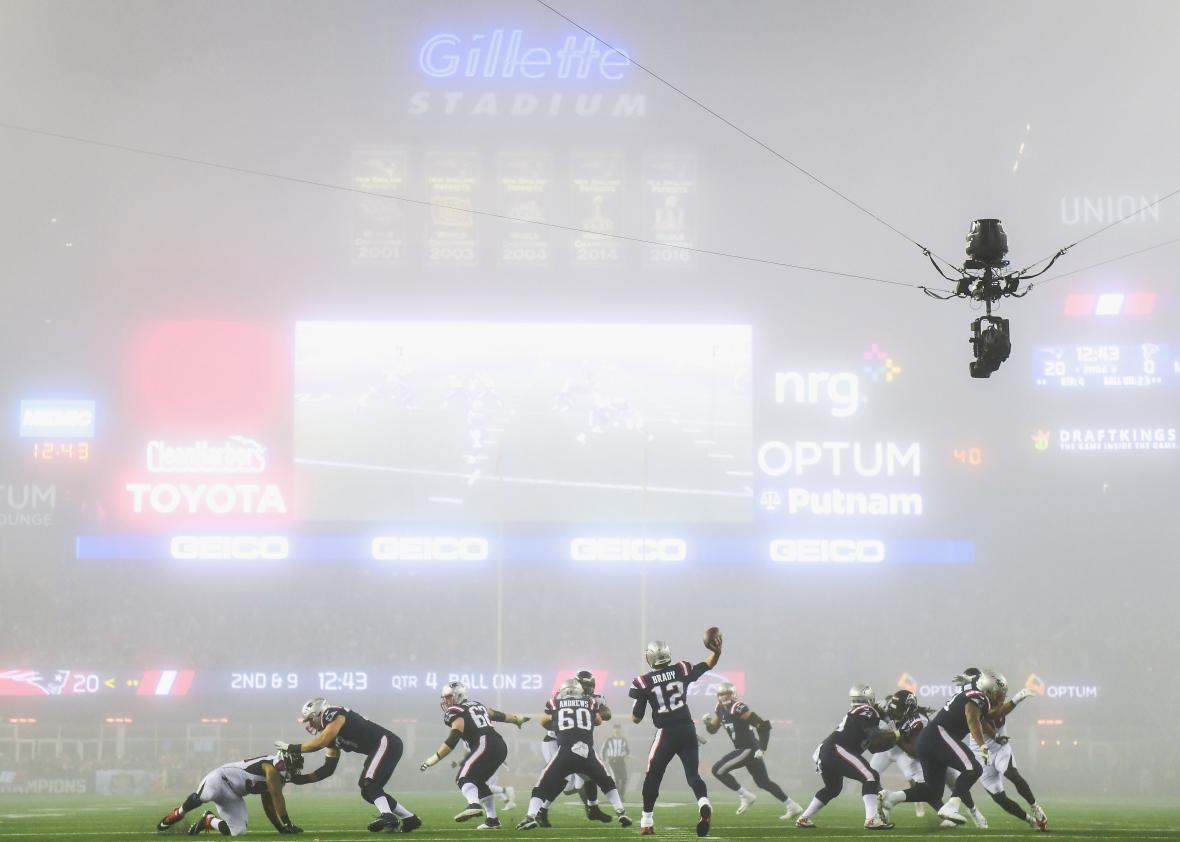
{"left": 155, "top": 749, "right": 331, "bottom": 835}
{"left": 965, "top": 687, "right": 1047, "bottom": 830}
{"left": 869, "top": 690, "right": 929, "bottom": 818}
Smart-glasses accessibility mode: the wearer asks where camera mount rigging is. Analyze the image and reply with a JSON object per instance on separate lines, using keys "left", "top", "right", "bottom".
{"left": 921, "top": 220, "right": 1069, "bottom": 378}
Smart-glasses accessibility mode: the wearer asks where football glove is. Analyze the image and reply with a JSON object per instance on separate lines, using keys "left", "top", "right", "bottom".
{"left": 1011, "top": 688, "right": 1035, "bottom": 706}
{"left": 274, "top": 741, "right": 301, "bottom": 754}
{"left": 420, "top": 753, "right": 441, "bottom": 771}
{"left": 979, "top": 745, "right": 991, "bottom": 766}
{"left": 753, "top": 749, "right": 764, "bottom": 760}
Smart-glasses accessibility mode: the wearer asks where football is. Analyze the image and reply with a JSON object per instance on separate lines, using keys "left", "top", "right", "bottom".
{"left": 703, "top": 626, "right": 723, "bottom": 649}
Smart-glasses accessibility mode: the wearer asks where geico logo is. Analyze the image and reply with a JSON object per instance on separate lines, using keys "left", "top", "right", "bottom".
{"left": 170, "top": 536, "right": 289, "bottom": 560}
{"left": 769, "top": 539, "right": 885, "bottom": 563}
{"left": 22, "top": 409, "right": 94, "bottom": 428}
{"left": 126, "top": 483, "right": 287, "bottom": 515}
{"left": 570, "top": 538, "right": 687, "bottom": 561}
{"left": 774, "top": 372, "right": 861, "bottom": 418}
{"left": 757, "top": 441, "right": 920, "bottom": 478}
{"left": 371, "top": 537, "right": 489, "bottom": 561}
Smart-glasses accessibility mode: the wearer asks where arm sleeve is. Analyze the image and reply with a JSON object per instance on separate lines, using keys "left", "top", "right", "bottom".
{"left": 293, "top": 752, "right": 339, "bottom": 784}
{"left": 443, "top": 729, "right": 463, "bottom": 749}
{"left": 631, "top": 695, "right": 647, "bottom": 721}
{"left": 487, "top": 708, "right": 508, "bottom": 722}
{"left": 686, "top": 661, "right": 711, "bottom": 682}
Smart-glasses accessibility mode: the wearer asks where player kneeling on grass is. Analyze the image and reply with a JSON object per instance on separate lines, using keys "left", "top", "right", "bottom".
{"left": 155, "top": 748, "right": 314, "bottom": 836}
{"left": 420, "top": 681, "right": 529, "bottom": 830}
{"left": 276, "top": 697, "right": 420, "bottom": 833}
{"left": 517, "top": 679, "right": 631, "bottom": 830}
{"left": 795, "top": 684, "right": 895, "bottom": 830}
{"left": 702, "top": 682, "right": 802, "bottom": 820}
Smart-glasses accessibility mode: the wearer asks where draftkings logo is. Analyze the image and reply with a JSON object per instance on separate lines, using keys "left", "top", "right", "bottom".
{"left": 1031, "top": 430, "right": 1051, "bottom": 451}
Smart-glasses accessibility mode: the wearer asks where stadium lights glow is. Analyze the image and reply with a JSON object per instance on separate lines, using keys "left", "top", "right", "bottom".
{"left": 8, "top": 717, "right": 36, "bottom": 724}
{"left": 200, "top": 717, "right": 230, "bottom": 724}
{"left": 105, "top": 717, "right": 133, "bottom": 724}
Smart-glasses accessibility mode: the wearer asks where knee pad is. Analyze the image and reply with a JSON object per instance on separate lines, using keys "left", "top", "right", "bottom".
{"left": 360, "top": 778, "right": 385, "bottom": 804}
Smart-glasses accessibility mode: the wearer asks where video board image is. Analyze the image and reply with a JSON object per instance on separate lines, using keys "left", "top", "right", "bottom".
{"left": 294, "top": 322, "right": 752, "bottom": 523}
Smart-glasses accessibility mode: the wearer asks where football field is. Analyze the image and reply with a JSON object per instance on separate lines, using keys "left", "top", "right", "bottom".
{"left": 3, "top": 793, "right": 1179, "bottom": 841}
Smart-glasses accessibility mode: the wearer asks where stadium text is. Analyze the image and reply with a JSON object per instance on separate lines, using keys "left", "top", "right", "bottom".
{"left": 570, "top": 537, "right": 687, "bottom": 562}
{"left": 774, "top": 371, "right": 861, "bottom": 417}
{"left": 169, "top": 535, "right": 290, "bottom": 560}
{"left": 418, "top": 31, "right": 631, "bottom": 80}
{"left": 757, "top": 441, "right": 921, "bottom": 477}
{"left": 371, "top": 536, "right": 490, "bottom": 561}
{"left": 146, "top": 436, "right": 267, "bottom": 474}
{"left": 126, "top": 483, "right": 288, "bottom": 515}
{"left": 784, "top": 488, "right": 923, "bottom": 516}
{"left": 769, "top": 539, "right": 886, "bottom": 563}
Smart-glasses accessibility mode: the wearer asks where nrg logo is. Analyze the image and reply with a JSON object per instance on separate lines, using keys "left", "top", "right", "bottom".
{"left": 774, "top": 344, "right": 902, "bottom": 418}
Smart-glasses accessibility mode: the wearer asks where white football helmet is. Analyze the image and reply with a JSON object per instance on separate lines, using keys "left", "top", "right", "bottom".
{"left": 716, "top": 681, "right": 736, "bottom": 705}
{"left": 849, "top": 684, "right": 876, "bottom": 706}
{"left": 976, "top": 669, "right": 1008, "bottom": 703}
{"left": 440, "top": 680, "right": 467, "bottom": 711}
{"left": 645, "top": 640, "right": 672, "bottom": 668}
{"left": 558, "top": 678, "right": 585, "bottom": 699}
{"left": 300, "top": 698, "right": 328, "bottom": 734}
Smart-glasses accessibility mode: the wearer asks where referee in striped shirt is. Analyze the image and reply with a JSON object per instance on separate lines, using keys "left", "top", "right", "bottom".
{"left": 601, "top": 724, "right": 631, "bottom": 799}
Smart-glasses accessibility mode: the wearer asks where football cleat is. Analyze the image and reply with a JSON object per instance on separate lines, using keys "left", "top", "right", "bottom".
{"left": 737, "top": 791, "right": 757, "bottom": 814}
{"left": 914, "top": 802, "right": 925, "bottom": 818}
{"left": 617, "top": 812, "right": 633, "bottom": 828}
{"left": 454, "top": 804, "right": 485, "bottom": 822}
{"left": 157, "top": 806, "right": 185, "bottom": 832}
{"left": 696, "top": 803, "right": 712, "bottom": 838}
{"left": 640, "top": 827, "right": 656, "bottom": 836}
{"left": 795, "top": 816, "right": 817, "bottom": 828}
{"left": 1032, "top": 804, "right": 1048, "bottom": 832}
{"left": 501, "top": 786, "right": 516, "bottom": 812}
{"left": 587, "top": 805, "right": 613, "bottom": 823}
{"left": 936, "top": 804, "right": 967, "bottom": 826}
{"left": 368, "top": 814, "right": 400, "bottom": 832}
{"left": 476, "top": 818, "right": 501, "bottom": 830}
{"left": 780, "top": 799, "right": 804, "bottom": 821}
{"left": 187, "top": 812, "right": 215, "bottom": 835}
{"left": 876, "top": 792, "right": 891, "bottom": 822}
{"left": 536, "top": 808, "right": 551, "bottom": 828}
{"left": 969, "top": 807, "right": 988, "bottom": 829}
{"left": 398, "top": 815, "right": 423, "bottom": 834}
{"left": 939, "top": 820, "right": 958, "bottom": 828}
{"left": 864, "top": 817, "right": 895, "bottom": 830}
{"left": 516, "top": 817, "right": 539, "bottom": 831}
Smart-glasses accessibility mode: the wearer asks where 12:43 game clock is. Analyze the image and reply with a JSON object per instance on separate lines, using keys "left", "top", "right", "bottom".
{"left": 31, "top": 441, "right": 91, "bottom": 462}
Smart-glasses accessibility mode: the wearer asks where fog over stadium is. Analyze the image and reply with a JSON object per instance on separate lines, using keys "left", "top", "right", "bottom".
{"left": 1, "top": 1, "right": 1178, "bottom": 838}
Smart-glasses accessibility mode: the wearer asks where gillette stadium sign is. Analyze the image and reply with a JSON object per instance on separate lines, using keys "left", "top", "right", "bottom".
{"left": 409, "top": 29, "right": 647, "bottom": 118}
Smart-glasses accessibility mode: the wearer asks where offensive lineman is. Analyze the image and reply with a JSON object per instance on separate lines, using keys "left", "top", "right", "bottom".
{"left": 155, "top": 749, "right": 311, "bottom": 836}
{"left": 878, "top": 669, "right": 1008, "bottom": 826}
{"left": 534, "top": 671, "right": 614, "bottom": 826}
{"left": 517, "top": 679, "right": 632, "bottom": 829}
{"left": 702, "top": 682, "right": 802, "bottom": 820}
{"left": 420, "top": 681, "right": 529, "bottom": 830}
{"left": 629, "top": 630, "right": 722, "bottom": 837}
{"left": 276, "top": 698, "right": 420, "bottom": 833}
{"left": 795, "top": 684, "right": 895, "bottom": 830}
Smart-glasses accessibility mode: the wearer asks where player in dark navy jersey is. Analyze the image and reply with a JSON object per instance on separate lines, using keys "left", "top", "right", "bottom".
{"left": 516, "top": 679, "right": 631, "bottom": 830}
{"left": 702, "top": 682, "right": 802, "bottom": 819}
{"left": 629, "top": 633, "right": 722, "bottom": 837}
{"left": 276, "top": 698, "right": 420, "bottom": 833}
{"left": 795, "top": 684, "right": 895, "bottom": 830}
{"left": 879, "top": 669, "right": 1008, "bottom": 827}
{"left": 419, "top": 681, "right": 529, "bottom": 830}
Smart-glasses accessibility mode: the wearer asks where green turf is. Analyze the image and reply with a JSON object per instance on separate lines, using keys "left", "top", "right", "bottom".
{"left": 3, "top": 792, "right": 1180, "bottom": 841}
